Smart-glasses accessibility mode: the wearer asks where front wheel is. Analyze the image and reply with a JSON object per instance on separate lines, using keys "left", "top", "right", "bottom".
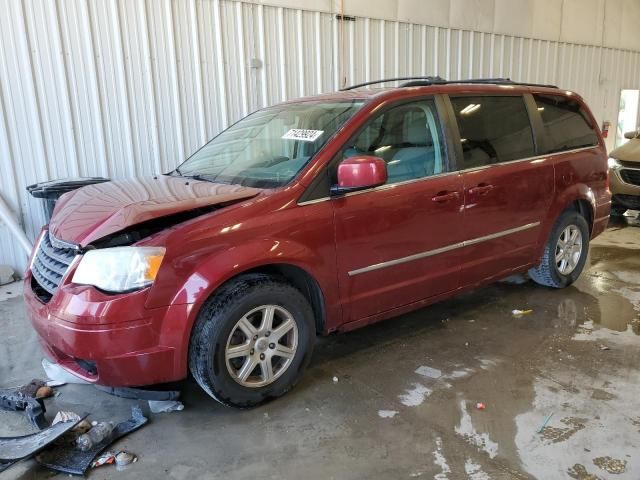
{"left": 189, "top": 274, "right": 315, "bottom": 408}
{"left": 529, "top": 210, "right": 590, "bottom": 288}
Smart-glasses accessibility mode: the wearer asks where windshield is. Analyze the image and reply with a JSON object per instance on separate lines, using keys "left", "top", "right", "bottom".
{"left": 175, "top": 100, "right": 364, "bottom": 188}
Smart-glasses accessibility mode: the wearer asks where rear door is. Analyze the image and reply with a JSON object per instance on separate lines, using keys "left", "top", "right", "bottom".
{"left": 332, "top": 97, "right": 465, "bottom": 322}
{"left": 446, "top": 94, "right": 554, "bottom": 286}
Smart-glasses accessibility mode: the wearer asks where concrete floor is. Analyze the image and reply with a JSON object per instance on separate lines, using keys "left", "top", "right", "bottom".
{"left": 1, "top": 213, "right": 640, "bottom": 480}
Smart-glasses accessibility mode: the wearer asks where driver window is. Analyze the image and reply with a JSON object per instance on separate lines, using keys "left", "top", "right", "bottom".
{"left": 342, "top": 99, "right": 446, "bottom": 185}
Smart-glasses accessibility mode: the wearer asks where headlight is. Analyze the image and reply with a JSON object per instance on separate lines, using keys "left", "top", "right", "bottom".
{"left": 608, "top": 157, "right": 621, "bottom": 169}
{"left": 72, "top": 246, "right": 165, "bottom": 293}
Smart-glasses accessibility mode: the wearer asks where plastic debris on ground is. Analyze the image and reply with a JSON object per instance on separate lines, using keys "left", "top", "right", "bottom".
{"left": 76, "top": 422, "right": 114, "bottom": 452}
{"left": 90, "top": 450, "right": 137, "bottom": 469}
{"left": 332, "top": 376, "right": 339, "bottom": 383}
{"left": 0, "top": 414, "right": 86, "bottom": 473}
{"left": 536, "top": 412, "right": 554, "bottom": 434}
{"left": 46, "top": 380, "right": 66, "bottom": 388}
{"left": 96, "top": 385, "right": 181, "bottom": 401}
{"left": 37, "top": 406, "right": 147, "bottom": 476}
{"left": 52, "top": 411, "right": 81, "bottom": 426}
{"left": 148, "top": 400, "right": 184, "bottom": 413}
{"left": 512, "top": 309, "right": 533, "bottom": 316}
{"left": 42, "top": 358, "right": 90, "bottom": 385}
{"left": 475, "top": 402, "right": 486, "bottom": 410}
{"left": 91, "top": 451, "right": 116, "bottom": 468}
{"left": 115, "top": 451, "right": 137, "bottom": 466}
{"left": 0, "top": 381, "right": 49, "bottom": 429}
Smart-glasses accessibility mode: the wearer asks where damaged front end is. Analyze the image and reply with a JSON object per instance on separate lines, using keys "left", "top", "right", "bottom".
{"left": 24, "top": 175, "right": 263, "bottom": 387}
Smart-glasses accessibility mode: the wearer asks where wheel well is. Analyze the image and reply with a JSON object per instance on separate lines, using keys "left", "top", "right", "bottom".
{"left": 233, "top": 264, "right": 326, "bottom": 334}
{"left": 571, "top": 199, "right": 593, "bottom": 233}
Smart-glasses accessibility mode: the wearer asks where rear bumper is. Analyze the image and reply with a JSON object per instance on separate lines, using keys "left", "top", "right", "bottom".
{"left": 24, "top": 273, "right": 195, "bottom": 386}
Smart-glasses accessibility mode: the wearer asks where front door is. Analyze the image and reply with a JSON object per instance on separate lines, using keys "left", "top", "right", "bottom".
{"left": 447, "top": 95, "right": 553, "bottom": 286}
{"left": 332, "top": 98, "right": 465, "bottom": 322}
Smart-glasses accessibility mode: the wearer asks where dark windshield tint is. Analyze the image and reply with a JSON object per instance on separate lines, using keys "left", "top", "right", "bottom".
{"left": 450, "top": 95, "right": 535, "bottom": 167}
{"left": 175, "top": 101, "right": 363, "bottom": 188}
{"left": 534, "top": 94, "right": 599, "bottom": 154}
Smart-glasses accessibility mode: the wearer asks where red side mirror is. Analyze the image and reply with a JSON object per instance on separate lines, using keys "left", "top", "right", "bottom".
{"left": 332, "top": 156, "right": 387, "bottom": 195}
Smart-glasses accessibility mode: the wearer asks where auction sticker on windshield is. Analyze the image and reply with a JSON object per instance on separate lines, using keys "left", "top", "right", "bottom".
{"left": 282, "top": 129, "right": 324, "bottom": 142}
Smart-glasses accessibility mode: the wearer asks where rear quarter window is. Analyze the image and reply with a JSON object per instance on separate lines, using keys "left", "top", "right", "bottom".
{"left": 534, "top": 94, "right": 599, "bottom": 154}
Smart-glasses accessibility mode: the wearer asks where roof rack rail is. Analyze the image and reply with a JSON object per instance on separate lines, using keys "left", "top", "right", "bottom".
{"left": 341, "top": 76, "right": 558, "bottom": 90}
{"left": 340, "top": 76, "right": 446, "bottom": 90}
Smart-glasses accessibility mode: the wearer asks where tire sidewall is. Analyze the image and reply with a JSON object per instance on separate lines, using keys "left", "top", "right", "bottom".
{"left": 196, "top": 279, "right": 315, "bottom": 407}
{"left": 547, "top": 212, "right": 590, "bottom": 287}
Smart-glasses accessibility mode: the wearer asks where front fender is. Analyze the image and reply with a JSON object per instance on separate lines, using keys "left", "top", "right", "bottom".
{"left": 175, "top": 238, "right": 331, "bottom": 306}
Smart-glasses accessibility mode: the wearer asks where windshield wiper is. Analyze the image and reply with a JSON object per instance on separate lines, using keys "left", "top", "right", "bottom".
{"left": 181, "top": 172, "right": 230, "bottom": 185}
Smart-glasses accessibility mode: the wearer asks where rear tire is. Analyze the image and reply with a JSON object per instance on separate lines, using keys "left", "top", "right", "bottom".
{"left": 529, "top": 210, "right": 590, "bottom": 288}
{"left": 189, "top": 273, "right": 315, "bottom": 408}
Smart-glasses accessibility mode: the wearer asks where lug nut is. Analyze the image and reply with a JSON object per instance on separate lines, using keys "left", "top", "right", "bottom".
{"left": 269, "top": 343, "right": 275, "bottom": 349}
{"left": 250, "top": 349, "right": 255, "bottom": 355}
{"left": 265, "top": 331, "right": 271, "bottom": 337}
{"left": 253, "top": 335, "right": 258, "bottom": 340}
{"left": 260, "top": 353, "right": 265, "bottom": 360}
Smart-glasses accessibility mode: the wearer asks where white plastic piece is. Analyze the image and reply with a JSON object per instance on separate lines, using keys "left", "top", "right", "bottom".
{"left": 42, "top": 358, "right": 91, "bottom": 385}
{"left": 0, "top": 194, "right": 32, "bottom": 255}
{"left": 148, "top": 400, "right": 184, "bottom": 413}
{"left": 0, "top": 265, "right": 14, "bottom": 285}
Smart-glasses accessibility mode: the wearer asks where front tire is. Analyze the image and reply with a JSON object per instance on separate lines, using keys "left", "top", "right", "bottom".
{"left": 529, "top": 210, "right": 590, "bottom": 288}
{"left": 189, "top": 274, "right": 315, "bottom": 408}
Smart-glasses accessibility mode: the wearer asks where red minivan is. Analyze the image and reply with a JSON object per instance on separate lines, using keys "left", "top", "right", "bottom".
{"left": 24, "top": 78, "right": 611, "bottom": 407}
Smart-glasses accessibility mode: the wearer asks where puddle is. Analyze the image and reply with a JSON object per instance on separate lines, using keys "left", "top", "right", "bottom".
{"left": 539, "top": 417, "right": 587, "bottom": 444}
{"left": 454, "top": 400, "right": 499, "bottom": 459}
{"left": 377, "top": 409, "right": 398, "bottom": 419}
{"left": 593, "top": 456, "right": 627, "bottom": 475}
{"left": 515, "top": 368, "right": 640, "bottom": 479}
{"left": 568, "top": 463, "right": 602, "bottom": 480}
{"left": 432, "top": 436, "right": 451, "bottom": 480}
{"left": 464, "top": 458, "right": 491, "bottom": 480}
{"left": 398, "top": 383, "right": 432, "bottom": 407}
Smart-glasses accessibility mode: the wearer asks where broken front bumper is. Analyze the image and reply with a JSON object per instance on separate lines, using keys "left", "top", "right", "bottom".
{"left": 23, "top": 272, "right": 195, "bottom": 386}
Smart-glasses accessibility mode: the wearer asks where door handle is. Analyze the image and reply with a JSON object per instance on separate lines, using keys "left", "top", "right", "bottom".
{"left": 432, "top": 191, "right": 460, "bottom": 203}
{"left": 468, "top": 183, "right": 494, "bottom": 196}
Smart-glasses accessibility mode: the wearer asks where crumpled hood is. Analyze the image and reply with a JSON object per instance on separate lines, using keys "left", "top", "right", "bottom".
{"left": 49, "top": 176, "right": 261, "bottom": 245}
{"left": 610, "top": 137, "right": 640, "bottom": 163}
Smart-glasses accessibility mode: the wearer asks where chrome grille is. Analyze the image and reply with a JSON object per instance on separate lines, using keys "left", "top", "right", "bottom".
{"left": 31, "top": 231, "right": 78, "bottom": 299}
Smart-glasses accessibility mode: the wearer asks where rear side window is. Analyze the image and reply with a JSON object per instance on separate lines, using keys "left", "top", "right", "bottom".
{"left": 534, "top": 94, "right": 599, "bottom": 153}
{"left": 450, "top": 96, "right": 535, "bottom": 167}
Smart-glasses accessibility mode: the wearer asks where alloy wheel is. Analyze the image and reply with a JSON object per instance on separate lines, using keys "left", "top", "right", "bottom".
{"left": 225, "top": 305, "right": 298, "bottom": 388}
{"left": 555, "top": 225, "right": 583, "bottom": 275}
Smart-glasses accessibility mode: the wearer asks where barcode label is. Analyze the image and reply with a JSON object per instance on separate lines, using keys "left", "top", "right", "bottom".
{"left": 281, "top": 129, "right": 324, "bottom": 142}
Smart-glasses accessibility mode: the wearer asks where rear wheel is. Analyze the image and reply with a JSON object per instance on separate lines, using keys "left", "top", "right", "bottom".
{"left": 529, "top": 210, "right": 590, "bottom": 288}
{"left": 189, "top": 274, "right": 315, "bottom": 407}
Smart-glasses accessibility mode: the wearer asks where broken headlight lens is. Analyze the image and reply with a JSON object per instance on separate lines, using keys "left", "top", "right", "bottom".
{"left": 72, "top": 246, "right": 165, "bottom": 293}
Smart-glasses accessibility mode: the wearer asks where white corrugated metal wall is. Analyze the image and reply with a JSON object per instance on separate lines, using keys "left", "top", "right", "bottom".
{"left": 1, "top": 0, "right": 639, "bottom": 274}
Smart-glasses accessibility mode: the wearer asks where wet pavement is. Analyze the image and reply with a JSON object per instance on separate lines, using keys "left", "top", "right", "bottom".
{"left": 1, "top": 212, "right": 639, "bottom": 480}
